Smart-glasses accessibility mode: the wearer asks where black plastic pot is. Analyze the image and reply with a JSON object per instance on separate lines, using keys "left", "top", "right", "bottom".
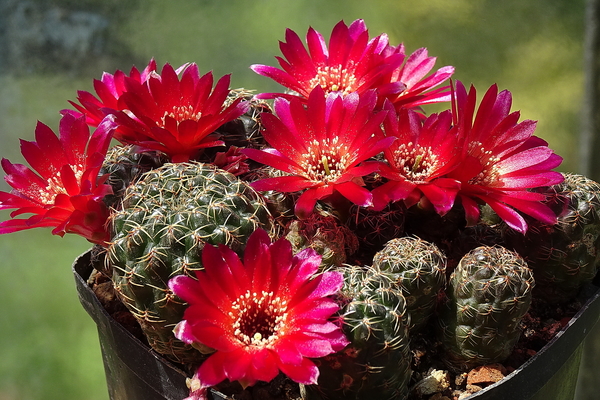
{"left": 74, "top": 250, "right": 190, "bottom": 400}
{"left": 73, "top": 250, "right": 600, "bottom": 400}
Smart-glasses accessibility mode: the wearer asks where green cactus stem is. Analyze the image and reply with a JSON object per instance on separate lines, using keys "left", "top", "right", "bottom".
{"left": 307, "top": 264, "right": 412, "bottom": 400}
{"left": 438, "top": 246, "right": 534, "bottom": 371}
{"left": 99, "top": 144, "right": 168, "bottom": 209}
{"left": 285, "top": 211, "right": 359, "bottom": 271}
{"left": 372, "top": 236, "right": 447, "bottom": 333}
{"left": 505, "top": 173, "right": 600, "bottom": 304}
{"left": 107, "top": 161, "right": 274, "bottom": 364}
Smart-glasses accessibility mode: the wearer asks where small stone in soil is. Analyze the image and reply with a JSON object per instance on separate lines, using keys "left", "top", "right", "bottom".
{"left": 413, "top": 369, "right": 451, "bottom": 396}
{"left": 466, "top": 364, "right": 507, "bottom": 387}
{"left": 455, "top": 372, "right": 468, "bottom": 386}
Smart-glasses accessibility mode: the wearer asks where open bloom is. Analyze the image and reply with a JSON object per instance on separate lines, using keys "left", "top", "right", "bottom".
{"left": 0, "top": 112, "right": 115, "bottom": 244}
{"left": 251, "top": 19, "right": 406, "bottom": 100}
{"left": 242, "top": 86, "right": 393, "bottom": 218}
{"left": 112, "top": 62, "right": 249, "bottom": 162}
{"left": 251, "top": 19, "right": 454, "bottom": 112}
{"left": 385, "top": 46, "right": 455, "bottom": 112}
{"left": 67, "top": 59, "right": 158, "bottom": 127}
{"left": 169, "top": 229, "right": 348, "bottom": 394}
{"left": 372, "top": 104, "right": 462, "bottom": 214}
{"left": 447, "top": 81, "right": 564, "bottom": 233}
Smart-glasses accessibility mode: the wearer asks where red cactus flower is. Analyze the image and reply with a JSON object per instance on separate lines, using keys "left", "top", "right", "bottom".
{"left": 251, "top": 19, "right": 406, "bottom": 100}
{"left": 0, "top": 112, "right": 115, "bottom": 244}
{"left": 447, "top": 81, "right": 564, "bottom": 233}
{"left": 385, "top": 46, "right": 455, "bottom": 112}
{"left": 242, "top": 86, "right": 393, "bottom": 219}
{"left": 66, "top": 59, "right": 158, "bottom": 127}
{"left": 169, "top": 229, "right": 348, "bottom": 395}
{"left": 372, "top": 104, "right": 462, "bottom": 214}
{"left": 113, "top": 62, "right": 249, "bottom": 162}
{"left": 251, "top": 19, "right": 454, "bottom": 112}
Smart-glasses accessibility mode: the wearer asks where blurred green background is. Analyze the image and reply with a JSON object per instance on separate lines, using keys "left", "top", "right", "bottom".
{"left": 0, "top": 0, "right": 597, "bottom": 399}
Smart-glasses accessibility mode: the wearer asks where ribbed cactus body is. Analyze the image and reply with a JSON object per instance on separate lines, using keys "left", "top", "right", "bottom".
{"left": 345, "top": 203, "right": 405, "bottom": 263}
{"left": 439, "top": 246, "right": 534, "bottom": 371}
{"left": 506, "top": 173, "right": 600, "bottom": 303}
{"left": 285, "top": 212, "right": 358, "bottom": 270}
{"left": 107, "top": 161, "right": 274, "bottom": 364}
{"left": 372, "top": 236, "right": 447, "bottom": 332}
{"left": 309, "top": 265, "right": 411, "bottom": 400}
{"left": 448, "top": 224, "right": 505, "bottom": 272}
{"left": 100, "top": 145, "right": 168, "bottom": 209}
{"left": 216, "top": 88, "right": 270, "bottom": 149}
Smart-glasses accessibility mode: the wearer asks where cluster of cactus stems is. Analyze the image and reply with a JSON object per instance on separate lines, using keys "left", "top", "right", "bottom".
{"left": 372, "top": 236, "right": 447, "bottom": 333}
{"left": 95, "top": 99, "right": 600, "bottom": 399}
{"left": 3, "top": 18, "right": 600, "bottom": 400}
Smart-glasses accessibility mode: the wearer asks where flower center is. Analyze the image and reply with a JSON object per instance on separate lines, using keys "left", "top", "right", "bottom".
{"left": 299, "top": 138, "right": 351, "bottom": 183}
{"left": 160, "top": 105, "right": 202, "bottom": 127}
{"left": 308, "top": 64, "right": 358, "bottom": 95}
{"left": 392, "top": 142, "right": 440, "bottom": 181}
{"left": 32, "top": 164, "right": 85, "bottom": 205}
{"left": 230, "top": 290, "right": 288, "bottom": 347}
{"left": 467, "top": 141, "right": 501, "bottom": 186}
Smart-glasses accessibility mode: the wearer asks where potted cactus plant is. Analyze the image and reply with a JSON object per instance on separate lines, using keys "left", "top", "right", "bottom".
{"left": 2, "top": 18, "right": 600, "bottom": 400}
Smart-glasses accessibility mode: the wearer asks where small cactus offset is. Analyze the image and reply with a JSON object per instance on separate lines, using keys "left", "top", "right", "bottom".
{"left": 285, "top": 211, "right": 359, "bottom": 270}
{"left": 505, "top": 173, "right": 600, "bottom": 304}
{"left": 372, "top": 236, "right": 447, "bottom": 332}
{"left": 100, "top": 145, "right": 169, "bottom": 209}
{"left": 438, "top": 246, "right": 535, "bottom": 371}
{"left": 216, "top": 88, "right": 271, "bottom": 149}
{"left": 107, "top": 161, "right": 274, "bottom": 364}
{"left": 345, "top": 203, "right": 406, "bottom": 263}
{"left": 308, "top": 264, "right": 412, "bottom": 400}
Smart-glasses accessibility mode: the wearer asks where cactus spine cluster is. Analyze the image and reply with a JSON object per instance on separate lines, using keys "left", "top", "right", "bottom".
{"left": 307, "top": 264, "right": 412, "bottom": 400}
{"left": 372, "top": 236, "right": 447, "bottom": 332}
{"left": 107, "top": 161, "right": 274, "bottom": 363}
{"left": 438, "top": 246, "right": 535, "bottom": 371}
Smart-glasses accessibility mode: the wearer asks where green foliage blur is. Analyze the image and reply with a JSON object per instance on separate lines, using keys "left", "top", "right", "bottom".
{"left": 0, "top": 1, "right": 593, "bottom": 399}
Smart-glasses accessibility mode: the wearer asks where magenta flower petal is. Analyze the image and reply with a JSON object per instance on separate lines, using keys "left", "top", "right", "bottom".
{"left": 294, "top": 186, "right": 334, "bottom": 219}
{"left": 81, "top": 62, "right": 247, "bottom": 162}
{"left": 169, "top": 229, "right": 348, "bottom": 393}
{"left": 66, "top": 59, "right": 158, "bottom": 127}
{"left": 195, "top": 351, "right": 229, "bottom": 387}
{"left": 385, "top": 47, "right": 454, "bottom": 111}
{"left": 334, "top": 181, "right": 373, "bottom": 207}
{"left": 374, "top": 105, "right": 462, "bottom": 213}
{"left": 252, "top": 20, "right": 405, "bottom": 99}
{"left": 0, "top": 113, "right": 115, "bottom": 244}
{"left": 278, "top": 357, "right": 320, "bottom": 385}
{"left": 169, "top": 275, "right": 208, "bottom": 305}
{"left": 244, "top": 86, "right": 389, "bottom": 218}
{"left": 448, "top": 81, "right": 564, "bottom": 232}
